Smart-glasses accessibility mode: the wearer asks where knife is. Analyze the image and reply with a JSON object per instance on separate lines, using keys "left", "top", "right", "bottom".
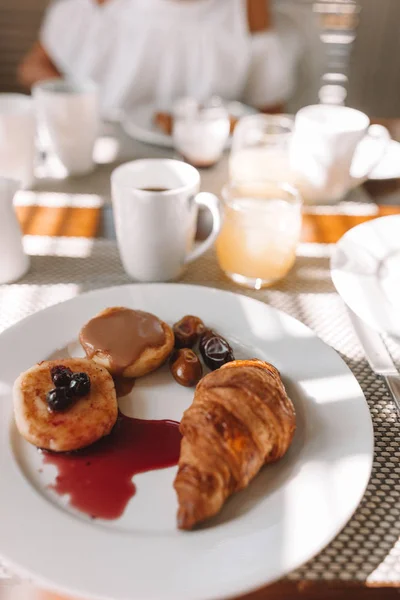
{"left": 348, "top": 308, "right": 400, "bottom": 415}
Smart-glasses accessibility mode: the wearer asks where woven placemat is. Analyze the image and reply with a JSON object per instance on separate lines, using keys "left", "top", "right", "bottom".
{"left": 0, "top": 236, "right": 399, "bottom": 586}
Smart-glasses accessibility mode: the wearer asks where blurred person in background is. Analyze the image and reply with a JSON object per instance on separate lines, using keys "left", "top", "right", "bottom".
{"left": 18, "top": 0, "right": 323, "bottom": 119}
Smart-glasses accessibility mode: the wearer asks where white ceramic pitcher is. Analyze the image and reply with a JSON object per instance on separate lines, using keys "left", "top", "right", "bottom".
{"left": 0, "top": 178, "right": 30, "bottom": 284}
{"left": 290, "top": 105, "right": 390, "bottom": 204}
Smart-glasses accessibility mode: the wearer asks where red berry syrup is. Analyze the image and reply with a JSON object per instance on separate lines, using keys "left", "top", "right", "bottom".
{"left": 42, "top": 413, "right": 182, "bottom": 520}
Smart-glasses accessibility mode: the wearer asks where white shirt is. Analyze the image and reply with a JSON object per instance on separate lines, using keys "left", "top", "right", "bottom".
{"left": 41, "top": 0, "right": 323, "bottom": 119}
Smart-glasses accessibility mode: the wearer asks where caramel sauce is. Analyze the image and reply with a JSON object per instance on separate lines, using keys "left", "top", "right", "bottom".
{"left": 80, "top": 308, "right": 166, "bottom": 375}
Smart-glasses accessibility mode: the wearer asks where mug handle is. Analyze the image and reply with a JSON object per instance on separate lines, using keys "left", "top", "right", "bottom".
{"left": 350, "top": 124, "right": 390, "bottom": 187}
{"left": 185, "top": 192, "right": 221, "bottom": 264}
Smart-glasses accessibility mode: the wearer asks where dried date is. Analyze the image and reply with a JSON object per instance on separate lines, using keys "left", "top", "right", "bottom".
{"left": 199, "top": 330, "right": 235, "bottom": 371}
{"left": 170, "top": 348, "right": 203, "bottom": 387}
{"left": 173, "top": 315, "right": 205, "bottom": 349}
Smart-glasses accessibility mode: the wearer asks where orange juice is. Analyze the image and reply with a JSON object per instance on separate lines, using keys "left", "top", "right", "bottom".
{"left": 216, "top": 184, "right": 302, "bottom": 289}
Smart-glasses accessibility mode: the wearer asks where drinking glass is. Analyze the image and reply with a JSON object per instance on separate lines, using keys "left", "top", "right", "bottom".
{"left": 216, "top": 181, "right": 302, "bottom": 289}
{"left": 230, "top": 114, "right": 294, "bottom": 185}
{"left": 33, "top": 78, "right": 99, "bottom": 176}
{"left": 172, "top": 99, "right": 230, "bottom": 168}
{"left": 0, "top": 94, "right": 35, "bottom": 188}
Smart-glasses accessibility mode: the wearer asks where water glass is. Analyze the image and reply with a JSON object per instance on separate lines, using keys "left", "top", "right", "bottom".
{"left": 216, "top": 181, "right": 302, "bottom": 289}
{"left": 230, "top": 114, "right": 294, "bottom": 184}
{"left": 0, "top": 94, "right": 35, "bottom": 188}
{"left": 33, "top": 78, "right": 99, "bottom": 176}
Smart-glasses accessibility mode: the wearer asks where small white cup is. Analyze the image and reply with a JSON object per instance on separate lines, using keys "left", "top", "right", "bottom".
{"left": 173, "top": 103, "right": 230, "bottom": 168}
{"left": 290, "top": 105, "right": 390, "bottom": 204}
{"left": 0, "top": 94, "right": 35, "bottom": 189}
{"left": 33, "top": 78, "right": 99, "bottom": 176}
{"left": 111, "top": 159, "right": 221, "bottom": 282}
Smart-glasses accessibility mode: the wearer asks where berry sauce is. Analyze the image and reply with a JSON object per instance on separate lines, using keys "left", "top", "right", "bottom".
{"left": 42, "top": 412, "right": 182, "bottom": 520}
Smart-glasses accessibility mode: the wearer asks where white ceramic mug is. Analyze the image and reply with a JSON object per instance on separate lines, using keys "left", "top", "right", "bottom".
{"left": 111, "top": 159, "right": 221, "bottom": 282}
{"left": 0, "top": 94, "right": 35, "bottom": 189}
{"left": 33, "top": 78, "right": 99, "bottom": 176}
{"left": 290, "top": 105, "right": 390, "bottom": 204}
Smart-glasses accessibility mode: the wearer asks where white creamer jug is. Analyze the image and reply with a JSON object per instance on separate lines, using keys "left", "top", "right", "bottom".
{"left": 0, "top": 178, "right": 29, "bottom": 284}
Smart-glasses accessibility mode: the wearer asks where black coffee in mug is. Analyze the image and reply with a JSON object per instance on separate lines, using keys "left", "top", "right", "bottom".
{"left": 140, "top": 187, "right": 171, "bottom": 192}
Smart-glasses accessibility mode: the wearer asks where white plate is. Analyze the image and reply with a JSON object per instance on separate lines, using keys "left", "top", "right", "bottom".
{"left": 331, "top": 215, "right": 400, "bottom": 339}
{"left": 0, "top": 284, "right": 373, "bottom": 600}
{"left": 121, "top": 103, "right": 257, "bottom": 148}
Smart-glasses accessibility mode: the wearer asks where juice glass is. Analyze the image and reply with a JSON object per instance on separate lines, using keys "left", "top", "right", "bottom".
{"left": 230, "top": 114, "right": 294, "bottom": 184}
{"left": 216, "top": 181, "right": 302, "bottom": 289}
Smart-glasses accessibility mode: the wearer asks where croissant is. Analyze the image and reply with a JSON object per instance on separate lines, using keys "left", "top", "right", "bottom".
{"left": 174, "top": 359, "right": 296, "bottom": 530}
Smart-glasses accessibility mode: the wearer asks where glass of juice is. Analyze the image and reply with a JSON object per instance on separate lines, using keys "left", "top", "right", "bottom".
{"left": 230, "top": 114, "right": 294, "bottom": 184}
{"left": 216, "top": 181, "right": 302, "bottom": 289}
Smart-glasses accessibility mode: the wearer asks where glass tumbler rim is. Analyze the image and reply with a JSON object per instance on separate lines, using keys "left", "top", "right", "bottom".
{"left": 233, "top": 113, "right": 294, "bottom": 134}
{"left": 221, "top": 180, "right": 302, "bottom": 211}
{"left": 231, "top": 113, "right": 295, "bottom": 152}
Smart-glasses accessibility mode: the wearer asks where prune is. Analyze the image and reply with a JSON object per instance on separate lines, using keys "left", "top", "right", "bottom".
{"left": 173, "top": 315, "right": 205, "bottom": 348}
{"left": 170, "top": 348, "right": 203, "bottom": 387}
{"left": 199, "top": 331, "right": 235, "bottom": 371}
{"left": 199, "top": 329, "right": 215, "bottom": 354}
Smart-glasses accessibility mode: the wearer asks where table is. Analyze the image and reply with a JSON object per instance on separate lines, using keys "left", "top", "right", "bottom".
{"left": 3, "top": 121, "right": 400, "bottom": 600}
{"left": 16, "top": 118, "right": 400, "bottom": 242}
